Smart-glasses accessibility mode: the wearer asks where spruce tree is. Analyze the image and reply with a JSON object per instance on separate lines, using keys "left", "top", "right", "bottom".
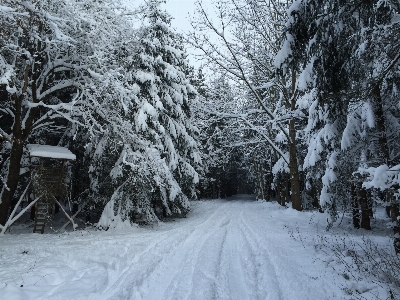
{"left": 96, "top": 0, "right": 200, "bottom": 226}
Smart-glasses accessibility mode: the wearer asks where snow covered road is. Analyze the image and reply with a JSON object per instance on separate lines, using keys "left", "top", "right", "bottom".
{"left": 0, "top": 197, "right": 348, "bottom": 300}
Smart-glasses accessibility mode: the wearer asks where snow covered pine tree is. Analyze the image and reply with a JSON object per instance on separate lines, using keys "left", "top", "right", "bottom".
{"left": 96, "top": 0, "right": 201, "bottom": 228}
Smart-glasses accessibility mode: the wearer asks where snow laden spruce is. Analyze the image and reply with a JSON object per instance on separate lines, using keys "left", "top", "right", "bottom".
{"left": 91, "top": 1, "right": 201, "bottom": 228}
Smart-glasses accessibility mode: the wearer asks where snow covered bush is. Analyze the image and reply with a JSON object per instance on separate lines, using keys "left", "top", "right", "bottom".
{"left": 317, "top": 235, "right": 400, "bottom": 299}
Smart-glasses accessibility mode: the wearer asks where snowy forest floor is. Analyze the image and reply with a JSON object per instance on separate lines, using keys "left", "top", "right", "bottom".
{"left": 0, "top": 196, "right": 399, "bottom": 300}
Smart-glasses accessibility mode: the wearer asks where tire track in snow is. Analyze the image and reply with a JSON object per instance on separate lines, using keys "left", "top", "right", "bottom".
{"left": 5, "top": 199, "right": 340, "bottom": 300}
{"left": 239, "top": 204, "right": 327, "bottom": 300}
{"left": 153, "top": 202, "right": 234, "bottom": 300}
{"left": 238, "top": 206, "right": 284, "bottom": 300}
{"left": 98, "top": 201, "right": 235, "bottom": 300}
{"left": 44, "top": 228, "right": 187, "bottom": 300}
{"left": 183, "top": 220, "right": 229, "bottom": 300}
{"left": 212, "top": 204, "right": 250, "bottom": 300}
{"left": 99, "top": 228, "right": 188, "bottom": 299}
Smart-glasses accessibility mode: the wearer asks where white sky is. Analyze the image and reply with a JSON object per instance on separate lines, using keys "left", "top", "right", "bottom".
{"left": 164, "top": 0, "right": 207, "bottom": 68}
{"left": 125, "top": 0, "right": 201, "bottom": 33}
{"left": 164, "top": 0, "right": 198, "bottom": 33}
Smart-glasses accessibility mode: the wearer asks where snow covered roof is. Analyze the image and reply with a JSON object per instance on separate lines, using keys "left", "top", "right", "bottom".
{"left": 27, "top": 144, "right": 76, "bottom": 161}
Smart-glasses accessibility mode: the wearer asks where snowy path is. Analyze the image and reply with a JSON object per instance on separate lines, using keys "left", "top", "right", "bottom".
{"left": 0, "top": 197, "right": 347, "bottom": 300}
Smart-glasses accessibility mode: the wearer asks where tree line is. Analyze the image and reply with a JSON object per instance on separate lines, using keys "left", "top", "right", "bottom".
{"left": 0, "top": 0, "right": 399, "bottom": 241}
{"left": 190, "top": 0, "right": 400, "bottom": 238}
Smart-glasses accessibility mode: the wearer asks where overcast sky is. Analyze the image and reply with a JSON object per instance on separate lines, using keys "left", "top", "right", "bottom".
{"left": 164, "top": 0, "right": 198, "bottom": 33}
{"left": 164, "top": 0, "right": 211, "bottom": 68}
{"left": 126, "top": 0, "right": 201, "bottom": 33}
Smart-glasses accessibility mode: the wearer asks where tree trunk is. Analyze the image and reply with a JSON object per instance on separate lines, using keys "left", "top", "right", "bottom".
{"left": 351, "top": 182, "right": 360, "bottom": 229}
{"left": 0, "top": 140, "right": 25, "bottom": 226}
{"left": 260, "top": 166, "right": 266, "bottom": 201}
{"left": 286, "top": 173, "right": 291, "bottom": 205}
{"left": 0, "top": 71, "right": 37, "bottom": 226}
{"left": 212, "top": 181, "right": 215, "bottom": 199}
{"left": 359, "top": 184, "right": 371, "bottom": 230}
{"left": 373, "top": 84, "right": 390, "bottom": 165}
{"left": 288, "top": 69, "right": 302, "bottom": 211}
{"left": 289, "top": 120, "right": 302, "bottom": 211}
{"left": 253, "top": 158, "right": 264, "bottom": 200}
{"left": 0, "top": 91, "right": 26, "bottom": 226}
{"left": 367, "top": 189, "right": 373, "bottom": 219}
{"left": 391, "top": 203, "right": 399, "bottom": 223}
{"left": 311, "top": 185, "right": 320, "bottom": 209}
{"left": 266, "top": 173, "right": 272, "bottom": 201}
{"left": 276, "top": 179, "right": 282, "bottom": 206}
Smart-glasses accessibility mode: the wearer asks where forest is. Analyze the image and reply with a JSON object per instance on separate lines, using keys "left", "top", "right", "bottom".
{"left": 0, "top": 0, "right": 399, "bottom": 232}
{"left": 1, "top": 0, "right": 400, "bottom": 298}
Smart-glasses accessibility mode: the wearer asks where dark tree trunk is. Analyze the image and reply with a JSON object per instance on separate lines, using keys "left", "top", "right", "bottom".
{"left": 359, "top": 185, "right": 371, "bottom": 230}
{"left": 386, "top": 205, "right": 391, "bottom": 218}
{"left": 289, "top": 139, "right": 301, "bottom": 210}
{"left": 0, "top": 89, "right": 27, "bottom": 227}
{"left": 0, "top": 140, "right": 25, "bottom": 226}
{"left": 30, "top": 204, "right": 36, "bottom": 221}
{"left": 352, "top": 183, "right": 360, "bottom": 229}
{"left": 212, "top": 181, "right": 215, "bottom": 199}
{"left": 391, "top": 204, "right": 399, "bottom": 223}
{"left": 310, "top": 182, "right": 320, "bottom": 210}
{"left": 54, "top": 197, "right": 60, "bottom": 214}
{"left": 276, "top": 180, "right": 282, "bottom": 206}
{"left": 367, "top": 189, "right": 374, "bottom": 219}
{"left": 284, "top": 173, "right": 290, "bottom": 205}
{"left": 288, "top": 105, "right": 302, "bottom": 210}
{"left": 373, "top": 84, "right": 390, "bottom": 165}
{"left": 0, "top": 65, "right": 38, "bottom": 227}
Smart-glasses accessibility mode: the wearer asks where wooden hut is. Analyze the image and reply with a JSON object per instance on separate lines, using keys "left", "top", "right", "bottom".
{"left": 27, "top": 144, "right": 76, "bottom": 233}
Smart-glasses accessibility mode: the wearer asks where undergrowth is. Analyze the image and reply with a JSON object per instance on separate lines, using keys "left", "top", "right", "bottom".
{"left": 285, "top": 221, "right": 400, "bottom": 299}
{"left": 315, "top": 234, "right": 400, "bottom": 300}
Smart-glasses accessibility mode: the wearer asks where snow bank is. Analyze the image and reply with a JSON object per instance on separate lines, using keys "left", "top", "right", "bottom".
{"left": 97, "top": 198, "right": 137, "bottom": 231}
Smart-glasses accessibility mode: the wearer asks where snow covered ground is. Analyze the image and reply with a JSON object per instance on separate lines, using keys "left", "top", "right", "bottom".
{"left": 0, "top": 196, "right": 397, "bottom": 300}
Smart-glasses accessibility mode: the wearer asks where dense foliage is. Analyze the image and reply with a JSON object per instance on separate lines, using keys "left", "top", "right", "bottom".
{"left": 0, "top": 0, "right": 200, "bottom": 229}
{"left": 0, "top": 0, "right": 399, "bottom": 239}
{"left": 189, "top": 0, "right": 400, "bottom": 233}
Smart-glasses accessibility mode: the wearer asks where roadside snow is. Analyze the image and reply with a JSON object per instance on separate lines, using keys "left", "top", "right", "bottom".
{"left": 0, "top": 197, "right": 396, "bottom": 299}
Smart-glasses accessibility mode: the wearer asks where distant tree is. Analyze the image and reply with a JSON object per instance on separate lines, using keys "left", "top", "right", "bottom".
{"left": 193, "top": 74, "right": 241, "bottom": 198}
{"left": 189, "top": 0, "right": 305, "bottom": 209}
